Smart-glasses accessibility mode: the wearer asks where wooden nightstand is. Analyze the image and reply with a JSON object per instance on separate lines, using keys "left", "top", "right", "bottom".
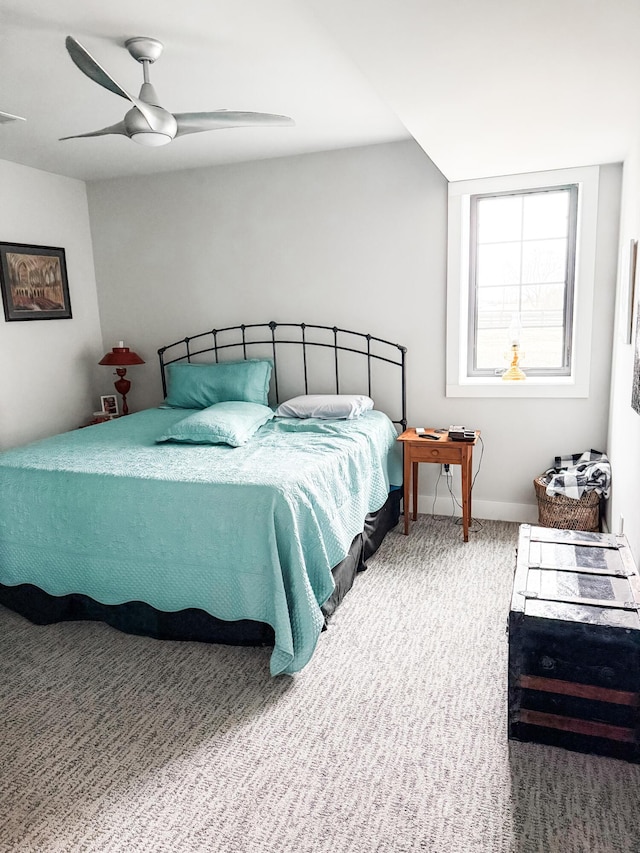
{"left": 397, "top": 428, "right": 480, "bottom": 541}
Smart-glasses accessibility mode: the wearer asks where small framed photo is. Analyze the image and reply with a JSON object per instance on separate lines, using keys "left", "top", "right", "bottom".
{"left": 100, "top": 395, "right": 119, "bottom": 416}
{"left": 0, "top": 242, "right": 72, "bottom": 321}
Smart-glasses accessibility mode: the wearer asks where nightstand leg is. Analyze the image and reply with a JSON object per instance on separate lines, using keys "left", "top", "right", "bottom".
{"left": 461, "top": 447, "right": 471, "bottom": 542}
{"left": 412, "top": 461, "right": 419, "bottom": 521}
{"left": 403, "top": 445, "right": 410, "bottom": 534}
{"left": 468, "top": 449, "right": 474, "bottom": 537}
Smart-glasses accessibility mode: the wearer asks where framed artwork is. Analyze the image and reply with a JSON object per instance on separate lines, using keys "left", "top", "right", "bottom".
{"left": 625, "top": 238, "right": 638, "bottom": 345}
{"left": 100, "top": 395, "right": 119, "bottom": 416}
{"left": 633, "top": 299, "right": 640, "bottom": 415}
{"left": 0, "top": 242, "right": 72, "bottom": 321}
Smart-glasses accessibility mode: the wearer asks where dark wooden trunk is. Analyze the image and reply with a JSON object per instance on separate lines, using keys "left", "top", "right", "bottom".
{"left": 508, "top": 524, "right": 640, "bottom": 763}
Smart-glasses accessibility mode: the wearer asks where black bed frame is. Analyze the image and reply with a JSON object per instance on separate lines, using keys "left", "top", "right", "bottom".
{"left": 0, "top": 322, "right": 407, "bottom": 656}
{"left": 158, "top": 321, "right": 407, "bottom": 430}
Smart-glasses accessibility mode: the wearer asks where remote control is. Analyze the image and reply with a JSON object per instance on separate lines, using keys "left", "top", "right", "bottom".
{"left": 419, "top": 434, "right": 440, "bottom": 440}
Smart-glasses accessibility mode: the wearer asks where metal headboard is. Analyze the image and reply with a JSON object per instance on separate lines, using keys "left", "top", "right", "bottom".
{"left": 158, "top": 321, "right": 407, "bottom": 429}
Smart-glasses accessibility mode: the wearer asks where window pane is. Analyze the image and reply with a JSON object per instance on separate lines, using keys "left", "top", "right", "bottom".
{"left": 521, "top": 282, "right": 565, "bottom": 317}
{"left": 476, "top": 327, "right": 512, "bottom": 370}
{"left": 521, "top": 238, "right": 567, "bottom": 284}
{"left": 523, "top": 191, "right": 570, "bottom": 240}
{"left": 477, "top": 195, "right": 522, "bottom": 243}
{"left": 477, "top": 325, "right": 565, "bottom": 371}
{"left": 520, "top": 327, "right": 564, "bottom": 368}
{"left": 477, "top": 242, "right": 521, "bottom": 287}
{"left": 477, "top": 285, "right": 520, "bottom": 330}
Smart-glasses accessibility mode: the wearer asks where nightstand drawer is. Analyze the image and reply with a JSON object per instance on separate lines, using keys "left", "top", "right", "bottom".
{"left": 409, "top": 443, "right": 462, "bottom": 464}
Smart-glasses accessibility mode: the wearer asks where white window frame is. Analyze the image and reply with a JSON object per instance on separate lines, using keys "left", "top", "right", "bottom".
{"left": 446, "top": 166, "right": 599, "bottom": 398}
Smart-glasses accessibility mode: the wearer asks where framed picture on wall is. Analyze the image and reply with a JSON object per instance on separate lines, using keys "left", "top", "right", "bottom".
{"left": 632, "top": 299, "right": 640, "bottom": 415}
{"left": 0, "top": 242, "right": 72, "bottom": 321}
{"left": 625, "top": 238, "right": 638, "bottom": 345}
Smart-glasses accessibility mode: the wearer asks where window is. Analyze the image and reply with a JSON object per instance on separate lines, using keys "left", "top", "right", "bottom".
{"left": 446, "top": 167, "right": 599, "bottom": 398}
{"left": 469, "top": 186, "right": 578, "bottom": 377}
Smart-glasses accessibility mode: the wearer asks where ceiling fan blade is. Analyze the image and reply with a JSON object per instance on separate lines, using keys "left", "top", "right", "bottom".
{"left": 66, "top": 36, "right": 133, "bottom": 101}
{"left": 174, "top": 110, "right": 295, "bottom": 137}
{"left": 65, "top": 36, "right": 160, "bottom": 131}
{"left": 59, "top": 120, "right": 128, "bottom": 141}
{"left": 0, "top": 110, "right": 26, "bottom": 124}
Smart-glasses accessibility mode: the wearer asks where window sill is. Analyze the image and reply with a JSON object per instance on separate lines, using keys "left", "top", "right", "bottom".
{"left": 446, "top": 377, "right": 588, "bottom": 398}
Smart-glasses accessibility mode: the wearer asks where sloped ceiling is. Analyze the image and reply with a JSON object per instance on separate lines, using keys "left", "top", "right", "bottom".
{"left": 307, "top": 0, "right": 640, "bottom": 180}
{"left": 0, "top": 0, "right": 639, "bottom": 182}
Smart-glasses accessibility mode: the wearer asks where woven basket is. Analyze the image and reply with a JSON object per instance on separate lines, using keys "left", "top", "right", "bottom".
{"left": 533, "top": 475, "right": 601, "bottom": 532}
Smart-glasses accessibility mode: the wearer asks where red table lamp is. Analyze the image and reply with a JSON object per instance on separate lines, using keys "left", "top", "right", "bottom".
{"left": 99, "top": 341, "right": 145, "bottom": 415}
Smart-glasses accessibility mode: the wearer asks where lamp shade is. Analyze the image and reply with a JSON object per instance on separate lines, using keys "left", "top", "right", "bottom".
{"left": 99, "top": 343, "right": 145, "bottom": 366}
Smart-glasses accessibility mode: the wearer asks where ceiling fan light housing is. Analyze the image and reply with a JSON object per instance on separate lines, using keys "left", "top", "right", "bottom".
{"left": 124, "top": 105, "right": 177, "bottom": 140}
{"left": 131, "top": 132, "right": 173, "bottom": 147}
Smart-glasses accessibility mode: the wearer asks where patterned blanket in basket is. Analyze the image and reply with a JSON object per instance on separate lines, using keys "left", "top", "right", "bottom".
{"left": 545, "top": 450, "right": 611, "bottom": 500}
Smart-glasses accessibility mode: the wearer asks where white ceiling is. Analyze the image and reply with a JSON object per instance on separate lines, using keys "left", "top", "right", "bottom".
{"left": 1, "top": 0, "right": 639, "bottom": 183}
{"left": 309, "top": 0, "right": 640, "bottom": 181}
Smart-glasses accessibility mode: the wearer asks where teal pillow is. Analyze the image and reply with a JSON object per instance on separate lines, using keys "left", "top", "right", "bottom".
{"left": 164, "top": 359, "right": 272, "bottom": 408}
{"left": 156, "top": 402, "right": 274, "bottom": 447}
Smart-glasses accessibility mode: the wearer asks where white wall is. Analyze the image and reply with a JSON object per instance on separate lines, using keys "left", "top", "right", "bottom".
{"left": 87, "top": 142, "right": 621, "bottom": 521}
{"left": 446, "top": 164, "right": 620, "bottom": 521}
{"left": 0, "top": 159, "right": 103, "bottom": 449}
{"left": 607, "top": 142, "right": 640, "bottom": 563}
{"left": 88, "top": 139, "right": 445, "bottom": 408}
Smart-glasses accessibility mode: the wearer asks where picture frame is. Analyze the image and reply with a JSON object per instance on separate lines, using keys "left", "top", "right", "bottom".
{"left": 100, "top": 395, "right": 119, "bottom": 416}
{"left": 625, "top": 238, "right": 638, "bottom": 345}
{"left": 0, "top": 242, "right": 72, "bottom": 321}
{"left": 632, "top": 300, "right": 640, "bottom": 415}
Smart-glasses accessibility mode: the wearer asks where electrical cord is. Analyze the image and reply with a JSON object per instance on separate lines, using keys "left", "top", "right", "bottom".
{"left": 471, "top": 435, "right": 484, "bottom": 492}
{"left": 453, "top": 434, "right": 485, "bottom": 532}
{"left": 429, "top": 434, "right": 485, "bottom": 533}
{"left": 431, "top": 464, "right": 457, "bottom": 518}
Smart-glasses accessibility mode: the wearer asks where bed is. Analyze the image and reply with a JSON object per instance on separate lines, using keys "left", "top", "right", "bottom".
{"left": 0, "top": 322, "right": 406, "bottom": 675}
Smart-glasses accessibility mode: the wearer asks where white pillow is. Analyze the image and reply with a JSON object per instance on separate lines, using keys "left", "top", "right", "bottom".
{"left": 275, "top": 394, "right": 374, "bottom": 420}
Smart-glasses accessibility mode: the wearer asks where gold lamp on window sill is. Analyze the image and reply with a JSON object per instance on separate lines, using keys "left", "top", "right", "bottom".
{"left": 99, "top": 341, "right": 145, "bottom": 414}
{"left": 502, "top": 313, "right": 526, "bottom": 381}
{"left": 502, "top": 344, "right": 527, "bottom": 381}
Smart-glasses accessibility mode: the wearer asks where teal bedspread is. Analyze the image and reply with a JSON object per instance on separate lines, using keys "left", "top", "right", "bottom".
{"left": 0, "top": 408, "right": 400, "bottom": 675}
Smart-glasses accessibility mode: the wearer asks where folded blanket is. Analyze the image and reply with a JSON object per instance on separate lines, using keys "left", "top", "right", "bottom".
{"left": 545, "top": 450, "right": 611, "bottom": 500}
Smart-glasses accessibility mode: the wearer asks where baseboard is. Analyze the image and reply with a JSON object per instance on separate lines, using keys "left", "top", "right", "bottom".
{"left": 416, "top": 494, "right": 538, "bottom": 524}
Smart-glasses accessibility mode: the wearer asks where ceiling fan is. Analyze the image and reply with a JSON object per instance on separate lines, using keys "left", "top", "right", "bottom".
{"left": 61, "top": 35, "right": 294, "bottom": 147}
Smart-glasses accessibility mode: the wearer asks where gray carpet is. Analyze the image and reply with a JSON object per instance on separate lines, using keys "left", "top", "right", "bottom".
{"left": 1, "top": 516, "right": 639, "bottom": 853}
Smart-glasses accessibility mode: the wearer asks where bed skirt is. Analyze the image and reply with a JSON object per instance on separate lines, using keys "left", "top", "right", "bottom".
{"left": 0, "top": 489, "right": 400, "bottom": 647}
